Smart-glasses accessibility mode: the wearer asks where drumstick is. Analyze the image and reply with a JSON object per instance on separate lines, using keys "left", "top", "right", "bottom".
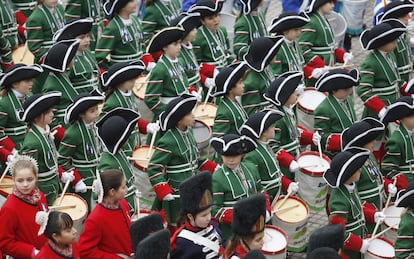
{"left": 58, "top": 180, "right": 71, "bottom": 206}
{"left": 328, "top": 64, "right": 354, "bottom": 70}
{"left": 0, "top": 152, "right": 17, "bottom": 184}
{"left": 147, "top": 120, "right": 159, "bottom": 159}
{"left": 368, "top": 224, "right": 397, "bottom": 242}
{"left": 372, "top": 177, "right": 397, "bottom": 236}
{"left": 127, "top": 157, "right": 149, "bottom": 162}
{"left": 275, "top": 191, "right": 292, "bottom": 211}
{"left": 49, "top": 204, "right": 77, "bottom": 210}
{"left": 384, "top": 215, "right": 401, "bottom": 218}
{"left": 19, "top": 43, "right": 29, "bottom": 62}
{"left": 202, "top": 85, "right": 214, "bottom": 111}
{"left": 316, "top": 131, "right": 323, "bottom": 167}
{"left": 273, "top": 204, "right": 300, "bottom": 214}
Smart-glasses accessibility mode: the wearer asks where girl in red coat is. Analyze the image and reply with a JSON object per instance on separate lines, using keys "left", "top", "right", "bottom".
{"left": 78, "top": 169, "right": 133, "bottom": 259}
{"left": 35, "top": 211, "right": 79, "bottom": 258}
{"left": 0, "top": 155, "right": 48, "bottom": 259}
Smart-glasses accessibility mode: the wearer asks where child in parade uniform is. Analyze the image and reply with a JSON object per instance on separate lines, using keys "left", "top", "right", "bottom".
{"left": 58, "top": 90, "right": 104, "bottom": 210}
{"left": 135, "top": 229, "right": 171, "bottom": 259}
{"left": 381, "top": 96, "right": 414, "bottom": 182}
{"left": 0, "top": 155, "right": 48, "bottom": 258}
{"left": 95, "top": 0, "right": 155, "bottom": 71}
{"left": 190, "top": 0, "right": 234, "bottom": 70}
{"left": 264, "top": 71, "right": 321, "bottom": 180}
{"left": 211, "top": 62, "right": 249, "bottom": 137}
{"left": 268, "top": 11, "right": 309, "bottom": 76}
{"left": 11, "top": 0, "right": 37, "bottom": 19}
{"left": 0, "top": 29, "right": 13, "bottom": 72}
{"left": 96, "top": 107, "right": 140, "bottom": 211}
{"left": 54, "top": 18, "right": 100, "bottom": 93}
{"left": 233, "top": 0, "right": 268, "bottom": 60}
{"left": 240, "top": 110, "right": 300, "bottom": 201}
{"left": 19, "top": 92, "right": 83, "bottom": 205}
{"left": 299, "top": 0, "right": 352, "bottom": 86}
{"left": 0, "top": 0, "right": 19, "bottom": 55}
{"left": 377, "top": 0, "right": 414, "bottom": 83}
{"left": 325, "top": 147, "right": 387, "bottom": 259}
{"left": 35, "top": 211, "right": 79, "bottom": 259}
{"left": 394, "top": 181, "right": 414, "bottom": 258}
{"left": 79, "top": 169, "right": 133, "bottom": 258}
{"left": 241, "top": 36, "right": 284, "bottom": 115}
{"left": 314, "top": 68, "right": 359, "bottom": 158}
{"left": 65, "top": 0, "right": 104, "bottom": 51}
{"left": 224, "top": 194, "right": 266, "bottom": 259}
{"left": 147, "top": 94, "right": 217, "bottom": 231}
{"left": 171, "top": 172, "right": 224, "bottom": 259}
{"left": 210, "top": 134, "right": 270, "bottom": 239}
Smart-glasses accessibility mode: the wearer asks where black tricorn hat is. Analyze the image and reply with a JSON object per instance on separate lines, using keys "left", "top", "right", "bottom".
{"left": 315, "top": 68, "right": 359, "bottom": 92}
{"left": 307, "top": 224, "right": 344, "bottom": 255}
{"left": 159, "top": 94, "right": 197, "bottom": 131}
{"left": 170, "top": 12, "right": 202, "bottom": 39}
{"left": 135, "top": 229, "right": 170, "bottom": 259}
{"left": 240, "top": 0, "right": 262, "bottom": 14}
{"left": 378, "top": 0, "right": 414, "bottom": 23}
{"left": 179, "top": 172, "right": 213, "bottom": 215}
{"left": 395, "top": 181, "right": 414, "bottom": 207}
{"left": 147, "top": 26, "right": 186, "bottom": 53}
{"left": 268, "top": 11, "right": 310, "bottom": 34}
{"left": 129, "top": 213, "right": 164, "bottom": 254}
{"left": 211, "top": 62, "right": 249, "bottom": 97}
{"left": 240, "top": 110, "right": 284, "bottom": 139}
{"left": 53, "top": 17, "right": 93, "bottom": 41}
{"left": 232, "top": 194, "right": 266, "bottom": 236}
{"left": 244, "top": 36, "right": 284, "bottom": 72}
{"left": 101, "top": 61, "right": 145, "bottom": 90}
{"left": 305, "top": 0, "right": 336, "bottom": 13}
{"left": 360, "top": 19, "right": 406, "bottom": 50}
{"left": 19, "top": 92, "right": 61, "bottom": 122}
{"left": 341, "top": 118, "right": 385, "bottom": 150}
{"left": 103, "top": 0, "right": 131, "bottom": 17}
{"left": 0, "top": 64, "right": 43, "bottom": 89}
{"left": 381, "top": 96, "right": 414, "bottom": 124}
{"left": 188, "top": 0, "right": 224, "bottom": 18}
{"left": 210, "top": 134, "right": 257, "bottom": 156}
{"left": 42, "top": 39, "right": 80, "bottom": 73}
{"left": 263, "top": 71, "right": 303, "bottom": 107}
{"left": 65, "top": 90, "right": 105, "bottom": 124}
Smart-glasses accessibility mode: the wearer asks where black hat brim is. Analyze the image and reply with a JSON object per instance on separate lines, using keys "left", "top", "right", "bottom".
{"left": 379, "top": 1, "right": 414, "bottom": 22}
{"left": 65, "top": 91, "right": 105, "bottom": 124}
{"left": 240, "top": 110, "right": 284, "bottom": 139}
{"left": 395, "top": 181, "right": 414, "bottom": 207}
{"left": 103, "top": 0, "right": 130, "bottom": 16}
{"left": 341, "top": 118, "right": 385, "bottom": 150}
{"left": 188, "top": 0, "right": 224, "bottom": 18}
{"left": 316, "top": 68, "right": 359, "bottom": 92}
{"left": 42, "top": 39, "right": 80, "bottom": 73}
{"left": 147, "top": 27, "right": 186, "bottom": 53}
{"left": 54, "top": 18, "right": 93, "bottom": 41}
{"left": 170, "top": 13, "right": 202, "bottom": 39}
{"left": 0, "top": 64, "right": 43, "bottom": 88}
{"left": 210, "top": 134, "right": 257, "bottom": 155}
{"left": 101, "top": 61, "right": 145, "bottom": 89}
{"left": 19, "top": 92, "right": 62, "bottom": 122}
{"left": 211, "top": 62, "right": 249, "bottom": 97}
{"left": 244, "top": 36, "right": 284, "bottom": 72}
{"left": 268, "top": 12, "right": 310, "bottom": 33}
{"left": 381, "top": 96, "right": 414, "bottom": 123}
{"left": 159, "top": 94, "right": 198, "bottom": 131}
{"left": 360, "top": 19, "right": 406, "bottom": 50}
{"left": 264, "top": 71, "right": 303, "bottom": 106}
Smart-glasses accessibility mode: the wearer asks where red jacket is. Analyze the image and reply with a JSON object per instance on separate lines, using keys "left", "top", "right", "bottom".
{"left": 35, "top": 241, "right": 79, "bottom": 259}
{"left": 78, "top": 199, "right": 132, "bottom": 259}
{"left": 0, "top": 193, "right": 48, "bottom": 258}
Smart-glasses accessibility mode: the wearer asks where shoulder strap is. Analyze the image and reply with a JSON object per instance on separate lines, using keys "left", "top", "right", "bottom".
{"left": 177, "top": 229, "right": 220, "bottom": 253}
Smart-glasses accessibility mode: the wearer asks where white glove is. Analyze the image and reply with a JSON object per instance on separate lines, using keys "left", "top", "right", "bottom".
{"left": 146, "top": 62, "right": 156, "bottom": 72}
{"left": 343, "top": 52, "right": 353, "bottom": 63}
{"left": 163, "top": 194, "right": 175, "bottom": 201}
{"left": 287, "top": 182, "right": 299, "bottom": 194}
{"left": 312, "top": 131, "right": 322, "bottom": 146}
{"left": 213, "top": 68, "right": 220, "bottom": 78}
{"left": 360, "top": 239, "right": 370, "bottom": 253}
{"left": 61, "top": 171, "right": 75, "bottom": 183}
{"left": 296, "top": 84, "right": 305, "bottom": 95}
{"left": 204, "top": 77, "right": 215, "bottom": 89}
{"left": 265, "top": 210, "right": 272, "bottom": 223}
{"left": 191, "top": 91, "right": 202, "bottom": 101}
{"left": 378, "top": 107, "right": 387, "bottom": 120}
{"left": 311, "top": 67, "right": 329, "bottom": 79}
{"left": 74, "top": 180, "right": 87, "bottom": 193}
{"left": 388, "top": 183, "right": 397, "bottom": 197}
{"left": 146, "top": 122, "right": 160, "bottom": 134}
{"left": 289, "top": 160, "right": 300, "bottom": 173}
{"left": 374, "top": 211, "right": 386, "bottom": 223}
{"left": 7, "top": 154, "right": 14, "bottom": 163}
{"left": 11, "top": 148, "right": 18, "bottom": 155}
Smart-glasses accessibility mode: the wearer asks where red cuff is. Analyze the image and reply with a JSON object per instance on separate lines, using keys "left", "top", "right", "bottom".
{"left": 18, "top": 25, "right": 26, "bottom": 38}
{"left": 51, "top": 125, "right": 65, "bottom": 143}
{"left": 334, "top": 48, "right": 346, "bottom": 63}
{"left": 150, "top": 50, "right": 163, "bottom": 62}
{"left": 0, "top": 147, "right": 12, "bottom": 162}
{"left": 2, "top": 61, "right": 14, "bottom": 72}
{"left": 383, "top": 177, "right": 392, "bottom": 194}
{"left": 141, "top": 53, "right": 155, "bottom": 67}
{"left": 298, "top": 126, "right": 314, "bottom": 146}
{"left": 103, "top": 19, "right": 109, "bottom": 27}
{"left": 15, "top": 10, "right": 27, "bottom": 25}
{"left": 344, "top": 233, "right": 363, "bottom": 252}
{"left": 199, "top": 159, "right": 217, "bottom": 174}
{"left": 400, "top": 82, "right": 411, "bottom": 96}
{"left": 153, "top": 184, "right": 173, "bottom": 200}
{"left": 329, "top": 215, "right": 346, "bottom": 227}
{"left": 362, "top": 201, "right": 376, "bottom": 223}
{"left": 199, "top": 63, "right": 216, "bottom": 78}
{"left": 199, "top": 72, "right": 207, "bottom": 84}
{"left": 326, "top": 134, "right": 341, "bottom": 151}
{"left": 275, "top": 149, "right": 295, "bottom": 168}
{"left": 281, "top": 175, "right": 293, "bottom": 193}
{"left": 188, "top": 86, "right": 198, "bottom": 94}
{"left": 137, "top": 118, "right": 149, "bottom": 134}
{"left": 364, "top": 96, "right": 386, "bottom": 114}
{"left": 0, "top": 136, "right": 16, "bottom": 151}
{"left": 395, "top": 174, "right": 408, "bottom": 190}
{"left": 71, "top": 168, "right": 82, "bottom": 185}
{"left": 303, "top": 56, "right": 326, "bottom": 78}
{"left": 220, "top": 209, "right": 233, "bottom": 225}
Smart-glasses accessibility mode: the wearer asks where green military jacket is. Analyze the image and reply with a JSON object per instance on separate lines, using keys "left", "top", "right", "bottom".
{"left": 358, "top": 49, "right": 402, "bottom": 119}
{"left": 58, "top": 120, "right": 100, "bottom": 209}
{"left": 11, "top": 0, "right": 37, "bottom": 17}
{"left": 144, "top": 55, "right": 189, "bottom": 121}
{"left": 243, "top": 141, "right": 283, "bottom": 201}
{"left": 0, "top": 24, "right": 13, "bottom": 71}
{"left": 193, "top": 25, "right": 233, "bottom": 70}
{"left": 394, "top": 33, "right": 412, "bottom": 83}
{"left": 233, "top": 11, "right": 267, "bottom": 60}
{"left": 68, "top": 49, "right": 100, "bottom": 93}
{"left": 141, "top": 0, "right": 179, "bottom": 44}
{"left": 329, "top": 185, "right": 366, "bottom": 259}
{"left": 147, "top": 127, "right": 205, "bottom": 223}
{"left": 212, "top": 162, "right": 262, "bottom": 239}
{"left": 212, "top": 96, "right": 248, "bottom": 137}
{"left": 0, "top": 90, "right": 27, "bottom": 149}
{"left": 271, "top": 39, "right": 305, "bottom": 76}
{"left": 101, "top": 89, "right": 142, "bottom": 157}
{"left": 178, "top": 43, "right": 201, "bottom": 89}
{"left": 64, "top": 0, "right": 104, "bottom": 51}
{"left": 42, "top": 72, "right": 79, "bottom": 128}
{"left": 0, "top": 0, "right": 18, "bottom": 49}
{"left": 241, "top": 68, "right": 272, "bottom": 115}
{"left": 95, "top": 14, "right": 145, "bottom": 70}
{"left": 20, "top": 125, "right": 61, "bottom": 204}
{"left": 382, "top": 124, "right": 414, "bottom": 182}
{"left": 26, "top": 4, "right": 65, "bottom": 63}
{"left": 395, "top": 210, "right": 414, "bottom": 259}
{"left": 314, "top": 94, "right": 357, "bottom": 158}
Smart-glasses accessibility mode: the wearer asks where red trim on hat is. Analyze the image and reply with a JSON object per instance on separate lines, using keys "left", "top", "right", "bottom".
{"left": 364, "top": 96, "right": 386, "bottom": 114}
{"left": 275, "top": 149, "right": 295, "bottom": 168}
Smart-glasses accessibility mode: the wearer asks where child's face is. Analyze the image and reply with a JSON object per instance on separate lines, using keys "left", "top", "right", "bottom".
{"left": 184, "top": 28, "right": 197, "bottom": 43}
{"left": 13, "top": 79, "right": 34, "bottom": 96}
{"left": 222, "top": 154, "right": 243, "bottom": 169}
{"left": 66, "top": 59, "right": 75, "bottom": 70}
{"left": 379, "top": 40, "right": 397, "bottom": 53}
{"left": 42, "top": 0, "right": 58, "bottom": 8}
{"left": 229, "top": 79, "right": 244, "bottom": 97}
{"left": 76, "top": 33, "right": 90, "bottom": 52}
{"left": 344, "top": 169, "right": 361, "bottom": 184}
{"left": 177, "top": 112, "right": 195, "bottom": 128}
{"left": 13, "top": 168, "right": 37, "bottom": 195}
{"left": 401, "top": 114, "right": 414, "bottom": 130}
{"left": 42, "top": 109, "right": 55, "bottom": 126}
{"left": 332, "top": 87, "right": 352, "bottom": 99}
{"left": 112, "top": 177, "right": 127, "bottom": 200}
{"left": 201, "top": 14, "right": 220, "bottom": 31}
{"left": 118, "top": 78, "right": 136, "bottom": 92}
{"left": 80, "top": 104, "right": 100, "bottom": 124}
{"left": 362, "top": 139, "right": 376, "bottom": 152}
{"left": 120, "top": 0, "right": 136, "bottom": 15}
{"left": 244, "top": 231, "right": 265, "bottom": 251}
{"left": 190, "top": 207, "right": 212, "bottom": 228}
{"left": 399, "top": 14, "right": 410, "bottom": 26}
{"left": 54, "top": 227, "right": 77, "bottom": 247}
{"left": 284, "top": 90, "right": 299, "bottom": 107}
{"left": 283, "top": 28, "right": 302, "bottom": 41}
{"left": 318, "top": 1, "right": 334, "bottom": 15}
{"left": 163, "top": 41, "right": 182, "bottom": 59}
{"left": 261, "top": 125, "right": 275, "bottom": 141}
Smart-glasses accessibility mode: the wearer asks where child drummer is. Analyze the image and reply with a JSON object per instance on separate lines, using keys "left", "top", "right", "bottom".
{"left": 324, "top": 147, "right": 386, "bottom": 259}
{"left": 394, "top": 181, "right": 414, "bottom": 258}
{"left": 240, "top": 110, "right": 300, "bottom": 201}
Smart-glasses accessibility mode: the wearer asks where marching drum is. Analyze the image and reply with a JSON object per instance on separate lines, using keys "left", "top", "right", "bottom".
{"left": 193, "top": 102, "right": 217, "bottom": 127}
{"left": 383, "top": 204, "right": 404, "bottom": 242}
{"left": 52, "top": 193, "right": 88, "bottom": 240}
{"left": 132, "top": 75, "right": 153, "bottom": 122}
{"left": 192, "top": 120, "right": 212, "bottom": 150}
{"left": 0, "top": 176, "right": 13, "bottom": 208}
{"left": 296, "top": 88, "right": 327, "bottom": 131}
{"left": 364, "top": 236, "right": 395, "bottom": 259}
{"left": 324, "top": 11, "right": 347, "bottom": 47}
{"left": 272, "top": 196, "right": 309, "bottom": 252}
{"left": 12, "top": 44, "right": 35, "bottom": 65}
{"left": 131, "top": 146, "right": 156, "bottom": 171}
{"left": 296, "top": 151, "right": 331, "bottom": 211}
{"left": 262, "top": 225, "right": 288, "bottom": 259}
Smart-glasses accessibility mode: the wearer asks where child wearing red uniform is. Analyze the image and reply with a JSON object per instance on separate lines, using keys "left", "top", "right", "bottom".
{"left": 35, "top": 211, "right": 79, "bottom": 259}
{"left": 78, "top": 169, "right": 133, "bottom": 258}
{"left": 0, "top": 155, "right": 48, "bottom": 258}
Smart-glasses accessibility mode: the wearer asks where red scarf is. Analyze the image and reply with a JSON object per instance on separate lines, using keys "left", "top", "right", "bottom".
{"left": 48, "top": 240, "right": 73, "bottom": 258}
{"left": 12, "top": 187, "right": 41, "bottom": 205}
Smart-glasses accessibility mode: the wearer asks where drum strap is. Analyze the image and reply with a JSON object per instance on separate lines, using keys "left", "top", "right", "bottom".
{"left": 178, "top": 229, "right": 220, "bottom": 253}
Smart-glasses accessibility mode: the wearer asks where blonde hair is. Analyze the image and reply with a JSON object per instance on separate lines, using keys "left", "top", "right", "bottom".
{"left": 10, "top": 155, "right": 39, "bottom": 177}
